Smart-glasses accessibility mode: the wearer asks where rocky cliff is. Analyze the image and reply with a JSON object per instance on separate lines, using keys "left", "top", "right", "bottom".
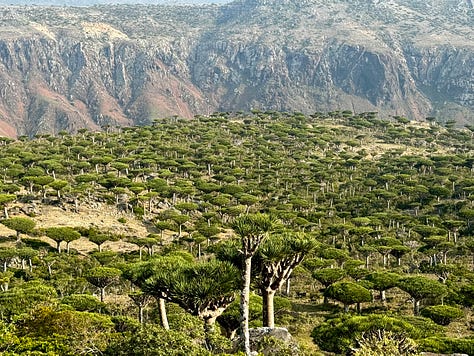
{"left": 0, "top": 0, "right": 472, "bottom": 136}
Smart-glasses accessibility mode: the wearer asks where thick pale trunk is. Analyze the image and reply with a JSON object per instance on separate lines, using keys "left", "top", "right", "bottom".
{"left": 262, "top": 289, "right": 276, "bottom": 328}
{"left": 100, "top": 287, "right": 105, "bottom": 302}
{"left": 57, "top": 241, "right": 61, "bottom": 253}
{"left": 158, "top": 298, "right": 169, "bottom": 330}
{"left": 3, "top": 206, "right": 8, "bottom": 219}
{"left": 240, "top": 256, "right": 252, "bottom": 356}
{"left": 380, "top": 290, "right": 386, "bottom": 303}
{"left": 285, "top": 278, "right": 291, "bottom": 296}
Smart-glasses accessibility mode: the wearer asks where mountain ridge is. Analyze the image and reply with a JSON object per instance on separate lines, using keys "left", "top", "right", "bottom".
{"left": 0, "top": 1, "right": 472, "bottom": 136}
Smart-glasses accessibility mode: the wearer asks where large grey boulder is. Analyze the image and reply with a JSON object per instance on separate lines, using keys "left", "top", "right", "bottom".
{"left": 247, "top": 327, "right": 299, "bottom": 356}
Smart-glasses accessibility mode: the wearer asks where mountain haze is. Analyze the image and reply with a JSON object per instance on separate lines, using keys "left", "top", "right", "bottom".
{"left": 0, "top": 0, "right": 472, "bottom": 136}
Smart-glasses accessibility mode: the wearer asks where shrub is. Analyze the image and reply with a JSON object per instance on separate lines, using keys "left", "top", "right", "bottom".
{"left": 420, "top": 305, "right": 464, "bottom": 326}
{"left": 418, "top": 336, "right": 474, "bottom": 355}
{"left": 104, "top": 324, "right": 212, "bottom": 356}
{"left": 355, "top": 330, "right": 418, "bottom": 356}
{"left": 61, "top": 294, "right": 106, "bottom": 313}
{"left": 311, "top": 314, "right": 441, "bottom": 354}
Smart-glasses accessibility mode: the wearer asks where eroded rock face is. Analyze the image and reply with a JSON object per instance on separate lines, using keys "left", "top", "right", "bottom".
{"left": 0, "top": 1, "right": 472, "bottom": 136}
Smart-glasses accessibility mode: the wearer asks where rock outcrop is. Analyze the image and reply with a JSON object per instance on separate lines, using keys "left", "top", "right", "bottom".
{"left": 0, "top": 0, "right": 472, "bottom": 136}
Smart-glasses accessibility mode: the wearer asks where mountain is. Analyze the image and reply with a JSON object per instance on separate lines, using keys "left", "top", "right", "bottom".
{"left": 0, "top": 1, "right": 231, "bottom": 4}
{"left": 0, "top": 0, "right": 472, "bottom": 136}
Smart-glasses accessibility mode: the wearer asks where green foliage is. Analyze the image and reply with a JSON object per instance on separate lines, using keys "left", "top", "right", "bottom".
{"left": 354, "top": 330, "right": 418, "bottom": 356}
{"left": 397, "top": 276, "right": 447, "bottom": 302}
{"left": 218, "top": 293, "right": 263, "bottom": 336}
{"left": 418, "top": 336, "right": 474, "bottom": 354}
{"left": 1, "top": 217, "right": 36, "bottom": 237}
{"left": 364, "top": 271, "right": 400, "bottom": 292}
{"left": 0, "top": 280, "right": 57, "bottom": 319}
{"left": 324, "top": 281, "right": 372, "bottom": 309}
{"left": 1, "top": 111, "right": 474, "bottom": 353}
{"left": 129, "top": 257, "right": 239, "bottom": 321}
{"left": 104, "top": 324, "right": 212, "bottom": 356}
{"left": 254, "top": 335, "right": 297, "bottom": 356}
{"left": 45, "top": 227, "right": 81, "bottom": 251}
{"left": 85, "top": 267, "right": 121, "bottom": 287}
{"left": 420, "top": 305, "right": 464, "bottom": 326}
{"left": 312, "top": 268, "right": 345, "bottom": 287}
{"left": 15, "top": 305, "right": 114, "bottom": 355}
{"left": 311, "top": 314, "right": 440, "bottom": 354}
{"left": 61, "top": 294, "right": 106, "bottom": 312}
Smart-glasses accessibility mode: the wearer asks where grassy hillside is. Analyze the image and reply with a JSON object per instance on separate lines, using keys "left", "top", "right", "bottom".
{"left": 0, "top": 111, "right": 473, "bottom": 355}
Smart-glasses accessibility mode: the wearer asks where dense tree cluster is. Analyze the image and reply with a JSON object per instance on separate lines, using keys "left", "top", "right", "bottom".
{"left": 0, "top": 111, "right": 473, "bottom": 355}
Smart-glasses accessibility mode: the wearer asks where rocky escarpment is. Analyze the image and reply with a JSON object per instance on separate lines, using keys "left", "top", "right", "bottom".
{"left": 0, "top": 0, "right": 472, "bottom": 137}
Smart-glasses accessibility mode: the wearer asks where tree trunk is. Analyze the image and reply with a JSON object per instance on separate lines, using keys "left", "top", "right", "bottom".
{"left": 285, "top": 278, "right": 291, "bottom": 296}
{"left": 3, "top": 206, "right": 8, "bottom": 219}
{"left": 204, "top": 316, "right": 217, "bottom": 350}
{"left": 100, "top": 287, "right": 105, "bottom": 302}
{"left": 344, "top": 304, "right": 349, "bottom": 313}
{"left": 323, "top": 293, "right": 329, "bottom": 304}
{"left": 414, "top": 299, "right": 420, "bottom": 315}
{"left": 139, "top": 305, "right": 144, "bottom": 324}
{"left": 66, "top": 242, "right": 70, "bottom": 254}
{"left": 158, "top": 298, "right": 170, "bottom": 330}
{"left": 380, "top": 290, "right": 386, "bottom": 303}
{"left": 57, "top": 241, "right": 61, "bottom": 253}
{"left": 262, "top": 289, "right": 276, "bottom": 328}
{"left": 240, "top": 256, "right": 252, "bottom": 356}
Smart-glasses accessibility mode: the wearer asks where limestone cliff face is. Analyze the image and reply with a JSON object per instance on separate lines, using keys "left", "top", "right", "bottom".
{"left": 0, "top": 0, "right": 472, "bottom": 136}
